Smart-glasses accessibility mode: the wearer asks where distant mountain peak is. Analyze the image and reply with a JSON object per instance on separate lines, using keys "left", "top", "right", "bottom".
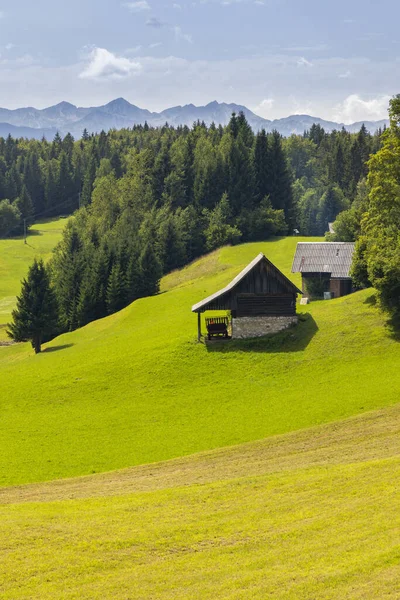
{"left": 106, "top": 97, "right": 132, "bottom": 107}
{"left": 54, "top": 101, "right": 77, "bottom": 109}
{"left": 0, "top": 99, "right": 389, "bottom": 140}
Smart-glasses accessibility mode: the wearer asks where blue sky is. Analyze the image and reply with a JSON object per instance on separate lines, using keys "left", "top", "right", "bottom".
{"left": 0, "top": 0, "right": 399, "bottom": 121}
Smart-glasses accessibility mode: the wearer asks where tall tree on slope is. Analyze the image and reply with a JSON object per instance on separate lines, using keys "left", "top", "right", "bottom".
{"left": 7, "top": 259, "right": 59, "bottom": 353}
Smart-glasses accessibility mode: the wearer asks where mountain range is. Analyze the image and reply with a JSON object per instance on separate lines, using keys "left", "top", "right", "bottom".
{"left": 0, "top": 98, "right": 389, "bottom": 140}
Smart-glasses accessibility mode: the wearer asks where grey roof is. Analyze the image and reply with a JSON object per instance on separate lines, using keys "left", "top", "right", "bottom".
{"left": 192, "top": 253, "right": 301, "bottom": 313}
{"left": 292, "top": 242, "right": 355, "bottom": 278}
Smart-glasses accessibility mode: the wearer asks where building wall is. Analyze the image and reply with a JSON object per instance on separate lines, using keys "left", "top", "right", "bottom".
{"left": 329, "top": 278, "right": 341, "bottom": 298}
{"left": 329, "top": 278, "right": 353, "bottom": 298}
{"left": 232, "top": 316, "right": 298, "bottom": 339}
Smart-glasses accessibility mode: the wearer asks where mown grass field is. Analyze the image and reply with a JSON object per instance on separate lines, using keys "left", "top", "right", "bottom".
{"left": 1, "top": 236, "right": 399, "bottom": 487}
{"left": 0, "top": 219, "right": 66, "bottom": 341}
{"left": 1, "top": 403, "right": 400, "bottom": 599}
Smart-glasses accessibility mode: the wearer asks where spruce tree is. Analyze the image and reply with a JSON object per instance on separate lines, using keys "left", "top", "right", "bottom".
{"left": 106, "top": 263, "right": 127, "bottom": 314}
{"left": 267, "top": 130, "right": 294, "bottom": 227}
{"left": 253, "top": 129, "right": 270, "bottom": 204}
{"left": 81, "top": 153, "right": 97, "bottom": 206}
{"left": 15, "top": 185, "right": 34, "bottom": 225}
{"left": 138, "top": 243, "right": 162, "bottom": 297}
{"left": 7, "top": 259, "right": 59, "bottom": 353}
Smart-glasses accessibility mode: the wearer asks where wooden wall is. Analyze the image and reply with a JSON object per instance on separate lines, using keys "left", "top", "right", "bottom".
{"left": 202, "top": 260, "right": 298, "bottom": 316}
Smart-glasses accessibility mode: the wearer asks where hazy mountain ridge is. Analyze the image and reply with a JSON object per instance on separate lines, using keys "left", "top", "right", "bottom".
{"left": 0, "top": 98, "right": 389, "bottom": 139}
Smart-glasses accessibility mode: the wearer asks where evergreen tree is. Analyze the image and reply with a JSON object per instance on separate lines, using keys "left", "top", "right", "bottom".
{"left": 56, "top": 150, "right": 76, "bottom": 213}
{"left": 267, "top": 130, "right": 294, "bottom": 226}
{"left": 81, "top": 152, "right": 97, "bottom": 206}
{"left": 15, "top": 185, "right": 34, "bottom": 225}
{"left": 24, "top": 149, "right": 44, "bottom": 214}
{"left": 106, "top": 263, "right": 127, "bottom": 314}
{"left": 253, "top": 129, "right": 270, "bottom": 204}
{"left": 137, "top": 243, "right": 162, "bottom": 297}
{"left": 7, "top": 258, "right": 59, "bottom": 353}
{"left": 51, "top": 225, "right": 84, "bottom": 331}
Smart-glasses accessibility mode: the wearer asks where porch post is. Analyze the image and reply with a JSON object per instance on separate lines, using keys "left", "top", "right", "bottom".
{"left": 197, "top": 312, "right": 201, "bottom": 342}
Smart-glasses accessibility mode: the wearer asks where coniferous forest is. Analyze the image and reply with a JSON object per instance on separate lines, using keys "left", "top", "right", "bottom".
{"left": 1, "top": 112, "right": 385, "bottom": 335}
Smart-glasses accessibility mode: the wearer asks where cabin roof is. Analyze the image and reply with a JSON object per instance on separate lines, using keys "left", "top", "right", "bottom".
{"left": 291, "top": 242, "right": 355, "bottom": 278}
{"left": 192, "top": 252, "right": 302, "bottom": 313}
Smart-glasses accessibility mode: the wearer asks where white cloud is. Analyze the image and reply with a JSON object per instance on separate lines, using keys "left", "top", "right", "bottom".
{"left": 149, "top": 42, "right": 162, "bottom": 48}
{"left": 333, "top": 94, "right": 391, "bottom": 123}
{"left": 339, "top": 70, "right": 351, "bottom": 79}
{"left": 253, "top": 97, "right": 274, "bottom": 117}
{"left": 79, "top": 47, "right": 142, "bottom": 80}
{"left": 297, "top": 56, "right": 313, "bottom": 67}
{"left": 123, "top": 1, "right": 151, "bottom": 11}
{"left": 5, "top": 43, "right": 15, "bottom": 51}
{"left": 173, "top": 3, "right": 182, "bottom": 8}
{"left": 174, "top": 26, "right": 192, "bottom": 43}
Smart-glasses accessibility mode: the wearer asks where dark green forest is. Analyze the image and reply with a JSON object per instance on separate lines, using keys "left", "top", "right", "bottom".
{"left": 1, "top": 113, "right": 385, "bottom": 334}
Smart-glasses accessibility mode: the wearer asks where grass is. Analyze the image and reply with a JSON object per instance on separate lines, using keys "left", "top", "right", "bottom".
{"left": 1, "top": 236, "right": 399, "bottom": 486}
{"left": 1, "top": 404, "right": 400, "bottom": 598}
{"left": 0, "top": 218, "right": 66, "bottom": 341}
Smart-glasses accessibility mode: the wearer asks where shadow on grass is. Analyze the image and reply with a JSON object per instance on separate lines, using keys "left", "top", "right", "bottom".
{"left": 386, "top": 314, "right": 400, "bottom": 342}
{"left": 43, "top": 343, "right": 74, "bottom": 353}
{"left": 363, "top": 292, "right": 377, "bottom": 306}
{"left": 363, "top": 293, "right": 400, "bottom": 342}
{"left": 204, "top": 313, "right": 318, "bottom": 354}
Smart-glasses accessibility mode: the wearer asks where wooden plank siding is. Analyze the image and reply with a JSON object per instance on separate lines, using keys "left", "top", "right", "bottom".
{"left": 237, "top": 294, "right": 296, "bottom": 317}
{"left": 192, "top": 254, "right": 300, "bottom": 317}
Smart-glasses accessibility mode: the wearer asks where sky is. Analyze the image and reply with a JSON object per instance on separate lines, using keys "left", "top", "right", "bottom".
{"left": 0, "top": 0, "right": 399, "bottom": 122}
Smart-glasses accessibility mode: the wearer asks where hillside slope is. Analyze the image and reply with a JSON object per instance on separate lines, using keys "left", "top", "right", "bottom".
{"left": 0, "top": 218, "right": 66, "bottom": 340}
{"left": 1, "top": 238, "right": 399, "bottom": 486}
{"left": 1, "top": 402, "right": 400, "bottom": 599}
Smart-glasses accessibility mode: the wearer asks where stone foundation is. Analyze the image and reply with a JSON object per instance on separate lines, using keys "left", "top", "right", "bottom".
{"left": 232, "top": 316, "right": 298, "bottom": 339}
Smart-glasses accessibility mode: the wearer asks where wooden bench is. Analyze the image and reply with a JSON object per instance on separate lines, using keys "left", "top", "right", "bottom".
{"left": 205, "top": 317, "right": 229, "bottom": 340}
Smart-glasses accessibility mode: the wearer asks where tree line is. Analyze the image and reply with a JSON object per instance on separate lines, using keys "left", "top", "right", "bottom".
{"left": 327, "top": 96, "right": 400, "bottom": 318}
{"left": 4, "top": 113, "right": 385, "bottom": 350}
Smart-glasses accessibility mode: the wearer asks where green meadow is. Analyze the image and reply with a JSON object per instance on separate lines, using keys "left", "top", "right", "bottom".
{"left": 1, "top": 235, "right": 399, "bottom": 487}
{"left": 2, "top": 228, "right": 400, "bottom": 597}
{"left": 0, "top": 219, "right": 66, "bottom": 341}
{"left": 2, "top": 403, "right": 400, "bottom": 599}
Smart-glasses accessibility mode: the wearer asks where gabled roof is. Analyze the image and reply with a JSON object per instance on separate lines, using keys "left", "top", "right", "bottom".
{"left": 192, "top": 253, "right": 301, "bottom": 313}
{"left": 292, "top": 242, "right": 355, "bottom": 278}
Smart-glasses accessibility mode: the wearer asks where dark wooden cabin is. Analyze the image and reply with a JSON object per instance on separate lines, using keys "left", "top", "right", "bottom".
{"left": 192, "top": 253, "right": 302, "bottom": 340}
{"left": 291, "top": 242, "right": 355, "bottom": 299}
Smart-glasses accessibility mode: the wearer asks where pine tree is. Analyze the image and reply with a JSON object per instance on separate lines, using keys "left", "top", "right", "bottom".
{"left": 24, "top": 149, "right": 44, "bottom": 214}
{"left": 7, "top": 259, "right": 59, "bottom": 353}
{"left": 15, "top": 185, "right": 34, "bottom": 225}
{"left": 138, "top": 243, "right": 162, "bottom": 297}
{"left": 57, "top": 150, "right": 76, "bottom": 213}
{"left": 52, "top": 226, "right": 84, "bottom": 331}
{"left": 267, "top": 130, "right": 293, "bottom": 226}
{"left": 106, "top": 263, "right": 127, "bottom": 314}
{"left": 253, "top": 129, "right": 270, "bottom": 204}
{"left": 81, "top": 152, "right": 97, "bottom": 206}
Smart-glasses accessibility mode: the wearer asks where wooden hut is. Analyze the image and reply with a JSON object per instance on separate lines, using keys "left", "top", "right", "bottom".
{"left": 192, "top": 253, "right": 302, "bottom": 340}
{"left": 291, "top": 242, "right": 355, "bottom": 299}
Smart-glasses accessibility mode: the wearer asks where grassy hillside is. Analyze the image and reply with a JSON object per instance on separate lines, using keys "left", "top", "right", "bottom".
{"left": 1, "top": 237, "right": 399, "bottom": 486}
{"left": 1, "top": 403, "right": 400, "bottom": 599}
{"left": 0, "top": 219, "right": 66, "bottom": 341}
